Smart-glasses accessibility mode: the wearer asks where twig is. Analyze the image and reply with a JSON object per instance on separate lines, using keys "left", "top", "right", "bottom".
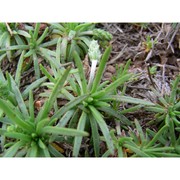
{"left": 146, "top": 63, "right": 158, "bottom": 90}
{"left": 107, "top": 44, "right": 128, "bottom": 65}
{"left": 5, "top": 23, "right": 13, "bottom": 36}
{"left": 167, "top": 23, "right": 180, "bottom": 51}
{"left": 127, "top": 85, "right": 151, "bottom": 90}
{"left": 151, "top": 63, "right": 180, "bottom": 71}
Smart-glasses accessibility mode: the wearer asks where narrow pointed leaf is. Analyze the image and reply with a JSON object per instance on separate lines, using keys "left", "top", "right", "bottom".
{"left": 0, "top": 99, "right": 33, "bottom": 132}
{"left": 52, "top": 94, "right": 88, "bottom": 120}
{"left": 37, "top": 67, "right": 71, "bottom": 121}
{"left": 4, "top": 141, "right": 25, "bottom": 157}
{"left": 73, "top": 112, "right": 87, "bottom": 157}
{"left": 73, "top": 51, "right": 88, "bottom": 94}
{"left": 89, "top": 115, "right": 100, "bottom": 157}
{"left": 89, "top": 105, "right": 114, "bottom": 154}
{"left": 42, "top": 126, "right": 89, "bottom": 137}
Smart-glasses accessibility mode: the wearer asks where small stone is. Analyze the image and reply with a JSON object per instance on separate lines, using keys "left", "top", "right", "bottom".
{"left": 104, "top": 72, "right": 112, "bottom": 79}
{"left": 107, "top": 65, "right": 116, "bottom": 74}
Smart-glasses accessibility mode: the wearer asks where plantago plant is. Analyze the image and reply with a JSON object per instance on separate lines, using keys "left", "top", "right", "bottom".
{"left": 0, "top": 23, "right": 31, "bottom": 62}
{"left": 49, "top": 23, "right": 112, "bottom": 62}
{"left": 0, "top": 23, "right": 58, "bottom": 79}
{"left": 0, "top": 67, "right": 88, "bottom": 157}
{"left": 40, "top": 41, "right": 156, "bottom": 157}
{"left": 102, "top": 119, "right": 180, "bottom": 157}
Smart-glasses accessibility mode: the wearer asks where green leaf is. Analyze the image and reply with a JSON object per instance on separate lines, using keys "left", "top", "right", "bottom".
{"left": 56, "top": 109, "right": 75, "bottom": 127}
{"left": 17, "top": 30, "right": 31, "bottom": 38}
{"left": 149, "top": 152, "right": 180, "bottom": 157}
{"left": 5, "top": 35, "right": 12, "bottom": 61}
{"left": 52, "top": 94, "right": 88, "bottom": 120}
{"left": 37, "top": 27, "right": 49, "bottom": 45}
{"left": 38, "top": 139, "right": 46, "bottom": 149}
{"left": 89, "top": 105, "right": 114, "bottom": 154}
{"left": 5, "top": 132, "right": 31, "bottom": 142}
{"left": 40, "top": 64, "right": 55, "bottom": 83}
{"left": 77, "top": 37, "right": 91, "bottom": 47}
{"left": 123, "top": 144, "right": 150, "bottom": 157}
{"left": 33, "top": 53, "right": 40, "bottom": 79}
{"left": 37, "top": 67, "right": 71, "bottom": 121}
{"left": 56, "top": 38, "right": 62, "bottom": 63}
{"left": 89, "top": 115, "right": 100, "bottom": 157}
{"left": 73, "top": 112, "right": 87, "bottom": 157}
{"left": 134, "top": 119, "right": 145, "bottom": 144}
{"left": 99, "top": 106, "right": 132, "bottom": 125}
{"left": 33, "top": 23, "right": 40, "bottom": 40}
{"left": 0, "top": 45, "right": 29, "bottom": 52}
{"left": 75, "top": 23, "right": 93, "bottom": 32}
{"left": 169, "top": 76, "right": 179, "bottom": 104}
{"left": 14, "top": 34, "right": 25, "bottom": 45}
{"left": 175, "top": 127, "right": 180, "bottom": 132}
{"left": 28, "top": 90, "right": 35, "bottom": 121}
{"left": 145, "top": 125, "right": 168, "bottom": 148}
{"left": 144, "top": 147, "right": 174, "bottom": 152}
{"left": 0, "top": 32, "right": 8, "bottom": 47}
{"left": 169, "top": 119, "right": 176, "bottom": 146}
{"left": 92, "top": 74, "right": 132, "bottom": 99}
{"left": 91, "top": 46, "right": 112, "bottom": 93}
{"left": 67, "top": 39, "right": 77, "bottom": 60}
{"left": 73, "top": 51, "right": 88, "bottom": 94}
{"left": 42, "top": 126, "right": 89, "bottom": 137}
{"left": 120, "top": 105, "right": 144, "bottom": 114}
{"left": 51, "top": 23, "right": 66, "bottom": 32}
{"left": 0, "top": 98, "right": 33, "bottom": 132}
{"left": 36, "top": 118, "right": 50, "bottom": 134}
{"left": 15, "top": 50, "right": 25, "bottom": 87}
{"left": 28, "top": 144, "right": 38, "bottom": 157}
{"left": 174, "top": 101, "right": 180, "bottom": 109}
{"left": 104, "top": 95, "right": 155, "bottom": 106}
{"left": 24, "top": 49, "right": 34, "bottom": 58}
{"left": 22, "top": 76, "right": 47, "bottom": 99}
{"left": 0, "top": 53, "right": 6, "bottom": 63}
{"left": 40, "top": 38, "right": 58, "bottom": 48}
{"left": 144, "top": 106, "right": 166, "bottom": 113}
{"left": 60, "top": 38, "right": 68, "bottom": 63}
{"left": 10, "top": 75, "right": 29, "bottom": 118}
{"left": 4, "top": 141, "right": 25, "bottom": 157}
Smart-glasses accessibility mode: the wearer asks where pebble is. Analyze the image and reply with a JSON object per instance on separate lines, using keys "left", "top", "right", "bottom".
{"left": 107, "top": 65, "right": 116, "bottom": 74}
{"left": 104, "top": 72, "right": 112, "bottom": 79}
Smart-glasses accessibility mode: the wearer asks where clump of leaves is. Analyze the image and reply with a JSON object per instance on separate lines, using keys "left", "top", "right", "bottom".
{"left": 0, "top": 23, "right": 58, "bottom": 79}
{"left": 0, "top": 51, "right": 47, "bottom": 102}
{"left": 143, "top": 35, "right": 158, "bottom": 52}
{"left": 0, "top": 68, "right": 88, "bottom": 157}
{"left": 144, "top": 76, "right": 180, "bottom": 149}
{"left": 49, "top": 23, "right": 112, "bottom": 62}
{"left": 0, "top": 23, "right": 31, "bottom": 62}
{"left": 102, "top": 119, "right": 180, "bottom": 157}
{"left": 40, "top": 41, "right": 155, "bottom": 157}
{"left": 145, "top": 76, "right": 180, "bottom": 128}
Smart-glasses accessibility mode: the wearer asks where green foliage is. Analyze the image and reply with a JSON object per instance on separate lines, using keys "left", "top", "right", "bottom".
{"left": 143, "top": 35, "right": 158, "bottom": 52}
{"left": 145, "top": 76, "right": 180, "bottom": 128}
{"left": 0, "top": 23, "right": 31, "bottom": 62}
{"left": 103, "top": 119, "right": 180, "bottom": 157}
{"left": 0, "top": 23, "right": 58, "bottom": 79}
{"left": 0, "top": 68, "right": 88, "bottom": 157}
{"left": 49, "top": 23, "right": 112, "bottom": 62}
{"left": 40, "top": 43, "right": 157, "bottom": 157}
{"left": 0, "top": 23, "right": 179, "bottom": 158}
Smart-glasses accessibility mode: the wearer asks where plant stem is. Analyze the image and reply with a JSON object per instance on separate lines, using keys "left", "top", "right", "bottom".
{"left": 88, "top": 59, "right": 97, "bottom": 90}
